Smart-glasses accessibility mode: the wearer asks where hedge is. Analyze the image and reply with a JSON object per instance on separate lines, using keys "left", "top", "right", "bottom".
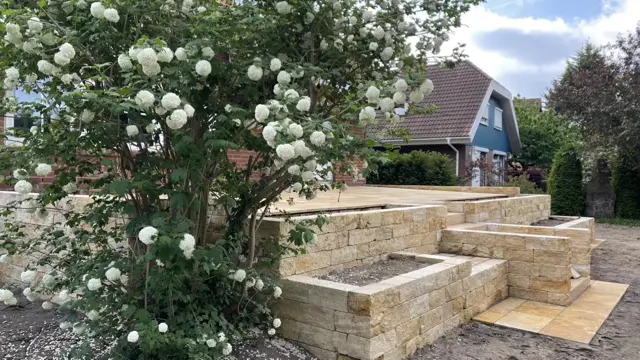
{"left": 368, "top": 151, "right": 457, "bottom": 186}
{"left": 612, "top": 150, "right": 640, "bottom": 219}
{"left": 505, "top": 175, "right": 544, "bottom": 194}
{"left": 548, "top": 144, "right": 584, "bottom": 215}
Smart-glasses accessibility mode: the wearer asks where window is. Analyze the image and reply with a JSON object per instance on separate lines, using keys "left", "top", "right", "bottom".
{"left": 493, "top": 154, "right": 505, "bottom": 185}
{"left": 494, "top": 107, "right": 503, "bottom": 130}
{"left": 480, "top": 102, "right": 489, "bottom": 125}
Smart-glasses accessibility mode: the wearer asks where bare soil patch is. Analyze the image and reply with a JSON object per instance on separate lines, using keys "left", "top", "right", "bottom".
{"left": 531, "top": 218, "right": 572, "bottom": 227}
{"left": 318, "top": 259, "right": 430, "bottom": 286}
{"left": 409, "top": 224, "right": 640, "bottom": 360}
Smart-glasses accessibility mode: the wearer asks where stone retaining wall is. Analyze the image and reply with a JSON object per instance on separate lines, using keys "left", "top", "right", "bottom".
{"left": 0, "top": 192, "right": 94, "bottom": 283}
{"left": 447, "top": 195, "right": 551, "bottom": 225}
{"left": 440, "top": 228, "right": 573, "bottom": 306}
{"left": 276, "top": 252, "right": 508, "bottom": 360}
{"left": 370, "top": 185, "right": 520, "bottom": 197}
{"left": 258, "top": 205, "right": 449, "bottom": 277}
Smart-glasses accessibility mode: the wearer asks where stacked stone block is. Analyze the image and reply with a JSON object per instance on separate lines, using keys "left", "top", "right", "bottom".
{"left": 440, "top": 229, "right": 575, "bottom": 306}
{"left": 259, "top": 205, "right": 449, "bottom": 277}
{"left": 453, "top": 195, "right": 551, "bottom": 225}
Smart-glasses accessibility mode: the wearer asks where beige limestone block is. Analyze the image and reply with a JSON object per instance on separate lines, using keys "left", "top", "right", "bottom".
{"left": 547, "top": 292, "right": 572, "bottom": 306}
{"left": 444, "top": 314, "right": 463, "bottom": 332}
{"left": 396, "top": 317, "right": 421, "bottom": 344}
{"left": 334, "top": 311, "right": 375, "bottom": 338}
{"left": 347, "top": 284, "right": 401, "bottom": 316}
{"left": 392, "top": 223, "right": 413, "bottom": 238}
{"left": 295, "top": 251, "right": 332, "bottom": 274}
{"left": 508, "top": 287, "right": 548, "bottom": 303}
{"left": 274, "top": 299, "right": 336, "bottom": 330}
{"left": 297, "top": 323, "right": 347, "bottom": 353}
{"left": 357, "top": 212, "right": 382, "bottom": 229}
{"left": 313, "top": 231, "right": 349, "bottom": 252}
{"left": 370, "top": 330, "right": 398, "bottom": 359}
{"left": 404, "top": 207, "right": 428, "bottom": 223}
{"left": 368, "top": 239, "right": 393, "bottom": 257}
{"left": 429, "top": 288, "right": 446, "bottom": 308}
{"left": 402, "top": 337, "right": 419, "bottom": 359}
{"left": 435, "top": 268, "right": 453, "bottom": 289}
{"left": 464, "top": 286, "right": 485, "bottom": 308}
{"left": 525, "top": 237, "right": 570, "bottom": 252}
{"left": 538, "top": 265, "right": 571, "bottom": 282}
{"left": 404, "top": 234, "right": 423, "bottom": 248}
{"left": 444, "top": 281, "right": 463, "bottom": 301}
{"left": 421, "top": 231, "right": 439, "bottom": 246}
{"left": 355, "top": 243, "right": 371, "bottom": 260}
{"left": 380, "top": 210, "right": 406, "bottom": 226}
{"left": 323, "top": 214, "right": 360, "bottom": 233}
{"left": 280, "top": 318, "right": 302, "bottom": 340}
{"left": 348, "top": 228, "right": 377, "bottom": 246}
{"left": 302, "top": 344, "right": 338, "bottom": 360}
{"left": 382, "top": 348, "right": 404, "bottom": 360}
{"left": 507, "top": 274, "right": 530, "bottom": 289}
{"left": 509, "top": 261, "right": 540, "bottom": 277}
{"left": 504, "top": 249, "right": 534, "bottom": 262}
{"left": 408, "top": 293, "right": 431, "bottom": 319}
{"left": 382, "top": 302, "right": 412, "bottom": 331}
{"left": 330, "top": 246, "right": 358, "bottom": 266}
{"left": 534, "top": 250, "right": 570, "bottom": 265}
{"left": 529, "top": 279, "right": 570, "bottom": 293}
{"left": 440, "top": 242, "right": 462, "bottom": 253}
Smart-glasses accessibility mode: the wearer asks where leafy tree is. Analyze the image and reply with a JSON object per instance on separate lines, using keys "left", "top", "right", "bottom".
{"left": 612, "top": 151, "right": 640, "bottom": 219}
{"left": 368, "top": 150, "right": 456, "bottom": 186}
{"left": 504, "top": 175, "right": 544, "bottom": 194}
{"left": 0, "top": 0, "right": 480, "bottom": 358}
{"left": 512, "top": 98, "right": 579, "bottom": 170}
{"left": 547, "top": 33, "right": 640, "bottom": 155}
{"left": 548, "top": 144, "right": 585, "bottom": 215}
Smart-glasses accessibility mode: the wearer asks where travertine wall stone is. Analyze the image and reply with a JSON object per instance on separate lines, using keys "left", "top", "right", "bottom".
{"left": 260, "top": 205, "right": 449, "bottom": 277}
{"left": 453, "top": 195, "right": 551, "bottom": 225}
{"left": 440, "top": 228, "right": 574, "bottom": 306}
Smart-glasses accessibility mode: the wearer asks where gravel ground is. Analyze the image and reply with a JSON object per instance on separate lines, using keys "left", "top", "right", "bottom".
{"left": 318, "top": 259, "right": 429, "bottom": 286}
{"left": 2, "top": 224, "right": 639, "bottom": 359}
{"left": 410, "top": 224, "right": 640, "bottom": 360}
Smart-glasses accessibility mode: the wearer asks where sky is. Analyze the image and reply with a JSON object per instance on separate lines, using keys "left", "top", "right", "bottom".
{"left": 442, "top": 0, "right": 640, "bottom": 98}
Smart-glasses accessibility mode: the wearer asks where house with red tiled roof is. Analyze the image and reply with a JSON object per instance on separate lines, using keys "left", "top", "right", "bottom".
{"left": 379, "top": 60, "right": 521, "bottom": 186}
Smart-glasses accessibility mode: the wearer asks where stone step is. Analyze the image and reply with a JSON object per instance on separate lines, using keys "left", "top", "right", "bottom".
{"left": 570, "top": 277, "right": 591, "bottom": 303}
{"left": 447, "top": 212, "right": 466, "bottom": 226}
{"left": 591, "top": 238, "right": 606, "bottom": 250}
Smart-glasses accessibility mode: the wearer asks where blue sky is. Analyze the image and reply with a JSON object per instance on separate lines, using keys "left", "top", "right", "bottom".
{"left": 443, "top": 0, "right": 640, "bottom": 98}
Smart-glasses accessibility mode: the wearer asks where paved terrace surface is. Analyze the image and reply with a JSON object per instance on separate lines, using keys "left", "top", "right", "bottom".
{"left": 268, "top": 186, "right": 507, "bottom": 214}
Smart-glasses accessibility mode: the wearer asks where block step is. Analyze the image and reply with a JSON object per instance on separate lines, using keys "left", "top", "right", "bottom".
{"left": 570, "top": 277, "right": 591, "bottom": 302}
{"left": 447, "top": 212, "right": 466, "bottom": 226}
{"left": 591, "top": 238, "right": 606, "bottom": 249}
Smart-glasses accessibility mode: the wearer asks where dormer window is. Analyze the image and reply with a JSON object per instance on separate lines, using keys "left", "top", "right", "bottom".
{"left": 480, "top": 102, "right": 489, "bottom": 125}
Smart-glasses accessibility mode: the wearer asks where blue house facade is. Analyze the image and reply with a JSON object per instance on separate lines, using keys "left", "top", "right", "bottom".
{"left": 377, "top": 61, "right": 521, "bottom": 186}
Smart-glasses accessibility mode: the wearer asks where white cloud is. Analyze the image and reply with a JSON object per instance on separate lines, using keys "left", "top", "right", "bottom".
{"left": 442, "top": 0, "right": 640, "bottom": 96}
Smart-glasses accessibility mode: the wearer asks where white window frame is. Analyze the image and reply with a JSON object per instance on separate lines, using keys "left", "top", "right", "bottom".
{"left": 494, "top": 107, "right": 503, "bottom": 130}
{"left": 480, "top": 102, "right": 489, "bottom": 126}
{"left": 471, "top": 146, "right": 489, "bottom": 187}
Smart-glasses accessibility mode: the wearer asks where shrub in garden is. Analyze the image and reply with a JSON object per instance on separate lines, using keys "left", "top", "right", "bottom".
{"left": 0, "top": 0, "right": 478, "bottom": 358}
{"left": 504, "top": 175, "right": 544, "bottom": 194}
{"left": 612, "top": 150, "right": 640, "bottom": 219}
{"left": 368, "top": 151, "right": 456, "bottom": 186}
{"left": 548, "top": 145, "right": 585, "bottom": 215}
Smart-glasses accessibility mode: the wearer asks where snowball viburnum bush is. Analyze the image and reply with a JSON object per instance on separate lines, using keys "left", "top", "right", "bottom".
{"left": 0, "top": 0, "right": 471, "bottom": 357}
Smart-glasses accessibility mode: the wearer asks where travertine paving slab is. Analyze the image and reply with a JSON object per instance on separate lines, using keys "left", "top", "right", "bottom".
{"left": 473, "top": 280, "right": 629, "bottom": 344}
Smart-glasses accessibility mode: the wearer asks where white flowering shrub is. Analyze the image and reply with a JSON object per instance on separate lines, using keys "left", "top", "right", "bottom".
{"left": 0, "top": 0, "right": 478, "bottom": 358}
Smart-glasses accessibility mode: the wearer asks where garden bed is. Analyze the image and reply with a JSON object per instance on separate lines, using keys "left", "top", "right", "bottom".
{"left": 317, "top": 258, "right": 430, "bottom": 286}
{"left": 531, "top": 216, "right": 580, "bottom": 227}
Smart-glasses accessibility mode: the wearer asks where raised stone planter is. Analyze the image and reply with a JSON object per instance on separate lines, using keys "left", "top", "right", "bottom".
{"left": 275, "top": 252, "right": 509, "bottom": 360}
{"left": 258, "top": 205, "right": 449, "bottom": 278}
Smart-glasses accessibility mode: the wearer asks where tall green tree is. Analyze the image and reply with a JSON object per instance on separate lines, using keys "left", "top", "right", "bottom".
{"left": 513, "top": 98, "right": 579, "bottom": 170}
{"left": 548, "top": 144, "right": 585, "bottom": 216}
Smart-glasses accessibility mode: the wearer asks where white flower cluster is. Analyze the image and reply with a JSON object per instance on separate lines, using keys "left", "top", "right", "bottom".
{"left": 247, "top": 64, "right": 263, "bottom": 81}
{"left": 15, "top": 180, "right": 33, "bottom": 194}
{"left": 54, "top": 43, "right": 76, "bottom": 66}
{"left": 0, "top": 288, "right": 17, "bottom": 305}
{"left": 37, "top": 60, "right": 60, "bottom": 76}
{"left": 138, "top": 226, "right": 158, "bottom": 245}
{"left": 195, "top": 60, "right": 212, "bottom": 77}
{"left": 4, "top": 67, "right": 19, "bottom": 90}
{"left": 135, "top": 90, "right": 155, "bottom": 109}
{"left": 275, "top": 1, "right": 292, "bottom": 14}
{"left": 179, "top": 234, "right": 196, "bottom": 259}
{"left": 34, "top": 163, "right": 52, "bottom": 176}
{"left": 90, "top": 2, "right": 119, "bottom": 22}
{"left": 126, "top": 125, "right": 139, "bottom": 137}
{"left": 4, "top": 23, "right": 22, "bottom": 46}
